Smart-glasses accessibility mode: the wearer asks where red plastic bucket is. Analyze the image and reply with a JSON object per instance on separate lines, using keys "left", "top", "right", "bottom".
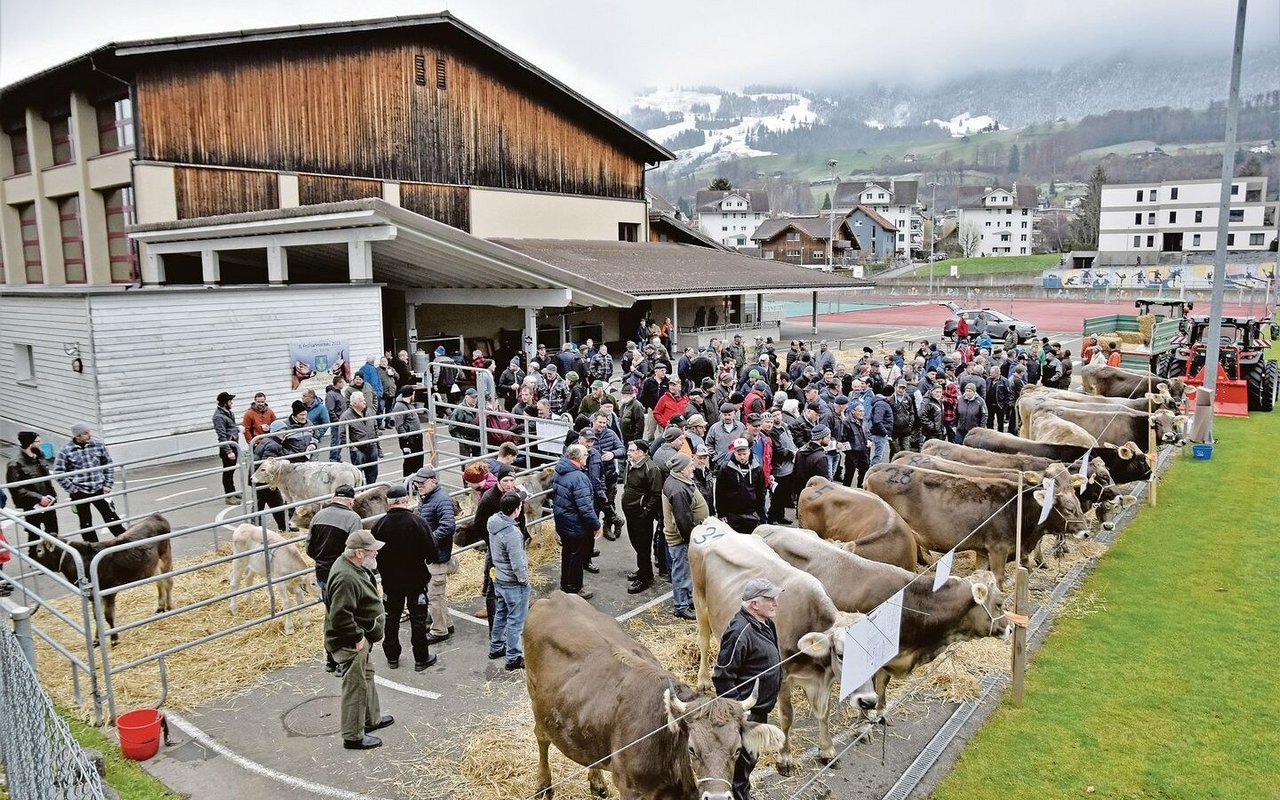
{"left": 116, "top": 709, "right": 164, "bottom": 760}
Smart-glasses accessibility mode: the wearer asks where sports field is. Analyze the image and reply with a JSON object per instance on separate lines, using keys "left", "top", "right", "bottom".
{"left": 933, "top": 410, "right": 1280, "bottom": 799}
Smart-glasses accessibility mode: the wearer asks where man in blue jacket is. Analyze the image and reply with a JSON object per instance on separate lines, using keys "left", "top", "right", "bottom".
{"left": 551, "top": 444, "right": 602, "bottom": 600}
{"left": 868, "top": 385, "right": 895, "bottom": 466}
{"left": 412, "top": 466, "right": 456, "bottom": 644}
{"left": 358, "top": 355, "right": 384, "bottom": 417}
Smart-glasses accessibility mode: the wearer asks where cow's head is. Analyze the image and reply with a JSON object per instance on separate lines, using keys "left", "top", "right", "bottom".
{"left": 1033, "top": 465, "right": 1091, "bottom": 536}
{"left": 1151, "top": 410, "right": 1187, "bottom": 444}
{"left": 289, "top": 503, "right": 320, "bottom": 531}
{"left": 1165, "top": 377, "right": 1188, "bottom": 404}
{"left": 957, "top": 570, "right": 1010, "bottom": 639}
{"left": 664, "top": 683, "right": 784, "bottom": 800}
{"left": 1093, "top": 485, "right": 1138, "bottom": 532}
{"left": 797, "top": 612, "right": 879, "bottom": 720}
{"left": 1146, "top": 390, "right": 1179, "bottom": 412}
{"left": 250, "top": 458, "right": 284, "bottom": 489}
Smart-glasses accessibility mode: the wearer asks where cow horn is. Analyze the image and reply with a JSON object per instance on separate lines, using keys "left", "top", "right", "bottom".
{"left": 664, "top": 683, "right": 687, "bottom": 733}
{"left": 740, "top": 680, "right": 760, "bottom": 712}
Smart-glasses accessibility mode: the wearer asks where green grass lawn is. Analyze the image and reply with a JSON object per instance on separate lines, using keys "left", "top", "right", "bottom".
{"left": 933, "top": 410, "right": 1280, "bottom": 800}
{"left": 906, "top": 253, "right": 1060, "bottom": 277}
{"left": 61, "top": 708, "right": 181, "bottom": 799}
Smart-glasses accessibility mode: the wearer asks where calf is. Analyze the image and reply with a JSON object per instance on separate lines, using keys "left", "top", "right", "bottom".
{"left": 228, "top": 524, "right": 319, "bottom": 635}
{"left": 290, "top": 485, "right": 389, "bottom": 531}
{"left": 525, "top": 591, "right": 783, "bottom": 800}
{"left": 795, "top": 477, "right": 918, "bottom": 570}
{"left": 691, "top": 519, "right": 877, "bottom": 774}
{"left": 33, "top": 514, "right": 174, "bottom": 647}
{"left": 1081, "top": 362, "right": 1187, "bottom": 403}
{"left": 250, "top": 459, "right": 365, "bottom": 507}
{"left": 756, "top": 525, "right": 1008, "bottom": 711}
{"left": 516, "top": 465, "right": 555, "bottom": 524}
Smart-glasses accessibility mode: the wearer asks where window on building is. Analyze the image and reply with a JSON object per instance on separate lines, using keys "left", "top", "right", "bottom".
{"left": 49, "top": 115, "right": 74, "bottom": 165}
{"left": 1136, "top": 190, "right": 1144, "bottom": 201}
{"left": 19, "top": 203, "right": 41, "bottom": 283}
{"left": 985, "top": 221, "right": 991, "bottom": 227}
{"left": 1147, "top": 212, "right": 1155, "bottom": 226}
{"left": 812, "top": 250, "right": 824, "bottom": 259}
{"left": 618, "top": 222, "right": 639, "bottom": 242}
{"left": 1134, "top": 213, "right": 1143, "bottom": 225}
{"left": 786, "top": 232, "right": 800, "bottom": 241}
{"left": 763, "top": 251, "right": 775, "bottom": 259}
{"left": 6, "top": 124, "right": 30, "bottom": 174}
{"left": 878, "top": 193, "right": 885, "bottom": 199}
{"left": 1020, "top": 248, "right": 1027, "bottom": 254}
{"left": 1146, "top": 235, "right": 1154, "bottom": 248}
{"left": 1230, "top": 184, "right": 1238, "bottom": 196}
{"left": 722, "top": 226, "right": 728, "bottom": 232}
{"left": 1133, "top": 235, "right": 1142, "bottom": 247}
{"left": 1149, "top": 189, "right": 1157, "bottom": 201}
{"left": 1021, "top": 221, "right": 1028, "bottom": 228}
{"left": 1192, "top": 234, "right": 1201, "bottom": 247}
{"left": 1228, "top": 209, "right": 1244, "bottom": 222}
{"left": 96, "top": 96, "right": 134, "bottom": 153}
{"left": 59, "top": 195, "right": 85, "bottom": 283}
{"left": 1169, "top": 211, "right": 1176, "bottom": 224}
{"left": 1170, "top": 187, "right": 1179, "bottom": 200}
{"left": 1195, "top": 210, "right": 1203, "bottom": 223}
{"left": 784, "top": 249, "right": 801, "bottom": 257}
{"left": 1021, "top": 234, "right": 1027, "bottom": 241}
{"left": 898, "top": 233, "right": 905, "bottom": 242}
{"left": 1250, "top": 233, "right": 1264, "bottom": 246}
{"left": 436, "top": 58, "right": 447, "bottom": 90}
{"left": 15, "top": 344, "right": 36, "bottom": 386}
{"left": 1227, "top": 234, "right": 1235, "bottom": 246}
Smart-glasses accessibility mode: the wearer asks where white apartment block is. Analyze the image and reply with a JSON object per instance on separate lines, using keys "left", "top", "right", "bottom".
{"left": 1098, "top": 177, "right": 1277, "bottom": 263}
{"left": 834, "top": 179, "right": 921, "bottom": 256}
{"left": 694, "top": 189, "right": 770, "bottom": 248}
{"left": 956, "top": 184, "right": 1038, "bottom": 257}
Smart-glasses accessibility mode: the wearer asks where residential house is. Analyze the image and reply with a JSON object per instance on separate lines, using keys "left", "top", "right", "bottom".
{"left": 750, "top": 214, "right": 858, "bottom": 268}
{"left": 694, "top": 189, "right": 770, "bottom": 248}
{"left": 845, "top": 206, "right": 897, "bottom": 261}
{"left": 955, "top": 184, "right": 1038, "bottom": 257}
{"left": 833, "top": 179, "right": 921, "bottom": 257}
{"left": 1097, "top": 177, "right": 1277, "bottom": 264}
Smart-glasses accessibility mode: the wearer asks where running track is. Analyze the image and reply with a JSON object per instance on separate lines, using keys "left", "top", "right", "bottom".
{"left": 789, "top": 297, "right": 1264, "bottom": 334}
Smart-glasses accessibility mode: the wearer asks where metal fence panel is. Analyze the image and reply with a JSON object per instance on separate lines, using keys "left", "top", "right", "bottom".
{"left": 0, "top": 620, "right": 105, "bottom": 800}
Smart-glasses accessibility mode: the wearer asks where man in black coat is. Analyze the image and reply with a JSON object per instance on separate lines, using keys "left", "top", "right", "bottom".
{"left": 840, "top": 404, "right": 871, "bottom": 488}
{"left": 5, "top": 431, "right": 60, "bottom": 552}
{"left": 371, "top": 486, "right": 438, "bottom": 671}
{"left": 714, "top": 577, "right": 783, "bottom": 800}
{"left": 793, "top": 424, "right": 832, "bottom": 488}
{"left": 714, "top": 439, "right": 767, "bottom": 534}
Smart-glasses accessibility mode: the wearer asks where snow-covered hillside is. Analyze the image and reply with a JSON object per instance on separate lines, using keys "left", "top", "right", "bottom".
{"left": 926, "top": 112, "right": 1004, "bottom": 136}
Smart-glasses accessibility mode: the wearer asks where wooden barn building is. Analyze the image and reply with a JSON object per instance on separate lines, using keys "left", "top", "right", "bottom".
{"left": 0, "top": 14, "right": 861, "bottom": 458}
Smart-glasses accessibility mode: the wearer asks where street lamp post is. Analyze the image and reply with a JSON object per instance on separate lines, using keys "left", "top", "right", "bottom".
{"left": 928, "top": 181, "right": 939, "bottom": 300}
{"left": 827, "top": 159, "right": 839, "bottom": 271}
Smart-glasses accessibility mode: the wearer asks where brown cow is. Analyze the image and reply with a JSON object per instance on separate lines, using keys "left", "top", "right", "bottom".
{"left": 795, "top": 477, "right": 918, "bottom": 570}
{"left": 691, "top": 519, "right": 878, "bottom": 775}
{"left": 524, "top": 591, "right": 783, "bottom": 800}
{"left": 962, "top": 428, "right": 1152, "bottom": 483}
{"left": 755, "top": 525, "right": 1009, "bottom": 711}
{"left": 890, "top": 451, "right": 1046, "bottom": 484}
{"left": 33, "top": 514, "right": 174, "bottom": 646}
{"left": 1032, "top": 404, "right": 1186, "bottom": 450}
{"left": 1081, "top": 362, "right": 1187, "bottom": 403}
{"left": 864, "top": 463, "right": 1091, "bottom": 584}
{"left": 1018, "top": 388, "right": 1176, "bottom": 439}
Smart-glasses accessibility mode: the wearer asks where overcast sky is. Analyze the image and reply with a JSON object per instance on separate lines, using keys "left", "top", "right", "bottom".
{"left": 2, "top": 0, "right": 1276, "bottom": 110}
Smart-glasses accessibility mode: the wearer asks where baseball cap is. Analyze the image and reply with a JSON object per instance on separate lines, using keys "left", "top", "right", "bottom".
{"left": 686, "top": 414, "right": 707, "bottom": 428}
{"left": 464, "top": 388, "right": 478, "bottom": 397}
{"left": 387, "top": 485, "right": 409, "bottom": 500}
{"left": 741, "top": 577, "right": 783, "bottom": 601}
{"left": 578, "top": 427, "right": 599, "bottom": 441}
{"left": 591, "top": 379, "right": 605, "bottom": 389}
{"left": 217, "top": 391, "right": 236, "bottom": 404}
{"left": 662, "top": 426, "right": 682, "bottom": 443}
{"left": 732, "top": 437, "right": 751, "bottom": 451}
{"left": 694, "top": 444, "right": 711, "bottom": 457}
{"left": 345, "top": 530, "right": 385, "bottom": 550}
{"left": 434, "top": 346, "right": 447, "bottom": 355}
{"left": 334, "top": 484, "right": 357, "bottom": 498}
{"left": 269, "top": 420, "right": 288, "bottom": 433}
{"left": 400, "top": 385, "right": 416, "bottom": 398}
{"left": 834, "top": 394, "right": 850, "bottom": 405}
{"left": 566, "top": 371, "right": 579, "bottom": 381}
{"left": 746, "top": 412, "right": 763, "bottom": 425}
{"left": 667, "top": 452, "right": 691, "bottom": 472}
{"left": 413, "top": 466, "right": 437, "bottom": 481}
{"left": 621, "top": 383, "right": 636, "bottom": 394}
{"left": 719, "top": 402, "right": 737, "bottom": 413}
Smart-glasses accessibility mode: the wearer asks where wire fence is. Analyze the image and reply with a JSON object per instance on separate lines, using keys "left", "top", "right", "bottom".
{"left": 0, "top": 604, "right": 106, "bottom": 800}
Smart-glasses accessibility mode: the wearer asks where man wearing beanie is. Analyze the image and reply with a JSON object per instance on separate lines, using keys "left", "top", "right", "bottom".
{"left": 6, "top": 431, "right": 60, "bottom": 551}
{"left": 54, "top": 424, "right": 125, "bottom": 542}
{"left": 370, "top": 486, "right": 438, "bottom": 672}
{"left": 212, "top": 392, "right": 240, "bottom": 503}
{"left": 661, "top": 451, "right": 706, "bottom": 621}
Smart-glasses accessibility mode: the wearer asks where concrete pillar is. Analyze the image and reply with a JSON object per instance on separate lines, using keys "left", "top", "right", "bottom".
{"left": 347, "top": 240, "right": 373, "bottom": 283}
{"left": 522, "top": 307, "right": 538, "bottom": 366}
{"left": 811, "top": 291, "right": 818, "bottom": 335}
{"left": 558, "top": 313, "right": 567, "bottom": 345}
{"left": 139, "top": 243, "right": 166, "bottom": 285}
{"left": 671, "top": 297, "right": 679, "bottom": 353}
{"left": 201, "top": 248, "right": 221, "bottom": 285}
{"left": 267, "top": 244, "right": 288, "bottom": 285}
{"left": 406, "top": 303, "right": 418, "bottom": 352}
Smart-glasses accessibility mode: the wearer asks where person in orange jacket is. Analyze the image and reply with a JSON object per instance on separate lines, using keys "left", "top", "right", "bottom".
{"left": 242, "top": 392, "right": 277, "bottom": 445}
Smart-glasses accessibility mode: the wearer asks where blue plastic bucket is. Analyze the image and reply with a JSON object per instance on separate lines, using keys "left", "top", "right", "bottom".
{"left": 1191, "top": 444, "right": 1213, "bottom": 460}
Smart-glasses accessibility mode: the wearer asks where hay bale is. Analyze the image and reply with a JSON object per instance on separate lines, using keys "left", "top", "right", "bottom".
{"left": 1115, "top": 330, "right": 1148, "bottom": 346}
{"left": 1137, "top": 314, "right": 1157, "bottom": 343}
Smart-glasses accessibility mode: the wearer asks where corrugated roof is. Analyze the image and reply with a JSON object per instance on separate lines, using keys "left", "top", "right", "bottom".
{"left": 492, "top": 239, "right": 869, "bottom": 297}
{"left": 3, "top": 13, "right": 673, "bottom": 164}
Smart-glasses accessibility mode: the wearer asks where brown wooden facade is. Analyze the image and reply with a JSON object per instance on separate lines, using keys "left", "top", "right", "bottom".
{"left": 756, "top": 222, "right": 858, "bottom": 267}
{"left": 133, "top": 28, "right": 651, "bottom": 209}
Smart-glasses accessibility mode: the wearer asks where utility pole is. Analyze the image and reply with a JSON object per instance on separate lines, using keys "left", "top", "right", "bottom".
{"left": 928, "top": 181, "right": 939, "bottom": 300}
{"left": 1202, "top": 0, "right": 1248, "bottom": 443}
{"left": 827, "top": 159, "right": 839, "bottom": 271}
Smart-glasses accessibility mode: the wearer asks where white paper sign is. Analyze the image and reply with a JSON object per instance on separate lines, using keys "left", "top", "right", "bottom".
{"left": 534, "top": 418, "right": 571, "bottom": 456}
{"left": 1037, "top": 477, "right": 1056, "bottom": 525}
{"left": 840, "top": 589, "right": 904, "bottom": 701}
{"left": 932, "top": 551, "right": 955, "bottom": 592}
{"left": 1078, "top": 449, "right": 1092, "bottom": 495}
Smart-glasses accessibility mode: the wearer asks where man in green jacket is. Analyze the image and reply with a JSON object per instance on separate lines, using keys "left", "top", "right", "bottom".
{"left": 325, "top": 530, "right": 394, "bottom": 750}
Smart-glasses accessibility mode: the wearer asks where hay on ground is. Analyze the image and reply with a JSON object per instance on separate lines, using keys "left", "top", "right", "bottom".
{"left": 33, "top": 545, "right": 325, "bottom": 718}
{"left": 446, "top": 519, "right": 556, "bottom": 603}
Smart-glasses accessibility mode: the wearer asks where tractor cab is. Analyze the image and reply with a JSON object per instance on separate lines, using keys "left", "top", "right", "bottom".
{"left": 1134, "top": 298, "right": 1194, "bottom": 321}
{"left": 1168, "top": 316, "right": 1277, "bottom": 415}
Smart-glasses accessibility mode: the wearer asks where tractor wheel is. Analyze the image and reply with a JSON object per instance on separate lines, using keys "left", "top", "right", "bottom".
{"left": 1165, "top": 358, "right": 1186, "bottom": 380}
{"left": 1246, "top": 360, "right": 1278, "bottom": 412}
{"left": 1154, "top": 352, "right": 1172, "bottom": 379}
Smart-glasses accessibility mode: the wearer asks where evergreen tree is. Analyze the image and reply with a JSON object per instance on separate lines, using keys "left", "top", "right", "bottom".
{"left": 1007, "top": 144, "right": 1020, "bottom": 174}
{"left": 821, "top": 192, "right": 831, "bottom": 210}
{"left": 1070, "top": 165, "right": 1107, "bottom": 249}
{"left": 1237, "top": 154, "right": 1263, "bottom": 177}
{"left": 709, "top": 177, "right": 733, "bottom": 191}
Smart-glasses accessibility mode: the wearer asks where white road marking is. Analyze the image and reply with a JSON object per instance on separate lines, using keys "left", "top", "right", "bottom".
{"left": 447, "top": 608, "right": 489, "bottom": 628}
{"left": 615, "top": 591, "right": 675, "bottom": 622}
{"left": 155, "top": 488, "right": 205, "bottom": 502}
{"left": 374, "top": 676, "right": 442, "bottom": 700}
{"left": 164, "top": 711, "right": 395, "bottom": 800}
{"left": 215, "top": 505, "right": 242, "bottom": 532}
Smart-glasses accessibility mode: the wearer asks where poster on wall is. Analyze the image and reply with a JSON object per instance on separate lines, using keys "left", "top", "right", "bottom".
{"left": 1043, "top": 262, "right": 1276, "bottom": 290}
{"left": 289, "top": 340, "right": 353, "bottom": 393}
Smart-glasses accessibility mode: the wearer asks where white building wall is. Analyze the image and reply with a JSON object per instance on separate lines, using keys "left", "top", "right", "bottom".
{"left": 467, "top": 188, "right": 646, "bottom": 240}
{"left": 0, "top": 293, "right": 99, "bottom": 444}
{"left": 1099, "top": 178, "right": 1276, "bottom": 260}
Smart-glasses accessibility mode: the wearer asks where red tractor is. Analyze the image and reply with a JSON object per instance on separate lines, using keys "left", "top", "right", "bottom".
{"left": 1166, "top": 316, "right": 1277, "bottom": 414}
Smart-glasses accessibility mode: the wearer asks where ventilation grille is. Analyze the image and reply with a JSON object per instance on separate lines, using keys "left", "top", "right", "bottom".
{"left": 436, "top": 58, "right": 447, "bottom": 90}
{"left": 414, "top": 55, "right": 426, "bottom": 86}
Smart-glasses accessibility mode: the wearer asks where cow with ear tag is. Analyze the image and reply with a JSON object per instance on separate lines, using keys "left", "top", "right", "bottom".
{"left": 690, "top": 518, "right": 878, "bottom": 776}
{"left": 524, "top": 591, "right": 783, "bottom": 800}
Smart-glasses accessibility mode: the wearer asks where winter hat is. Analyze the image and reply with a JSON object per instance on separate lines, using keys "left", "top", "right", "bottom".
{"left": 71, "top": 423, "right": 91, "bottom": 438}
{"left": 811, "top": 424, "right": 831, "bottom": 440}
{"left": 291, "top": 400, "right": 307, "bottom": 415}
{"left": 18, "top": 431, "right": 38, "bottom": 449}
{"left": 662, "top": 426, "right": 682, "bottom": 443}
{"left": 667, "top": 452, "right": 692, "bottom": 473}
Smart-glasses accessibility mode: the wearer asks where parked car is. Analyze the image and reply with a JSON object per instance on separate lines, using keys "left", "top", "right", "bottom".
{"left": 940, "top": 303, "right": 1037, "bottom": 343}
